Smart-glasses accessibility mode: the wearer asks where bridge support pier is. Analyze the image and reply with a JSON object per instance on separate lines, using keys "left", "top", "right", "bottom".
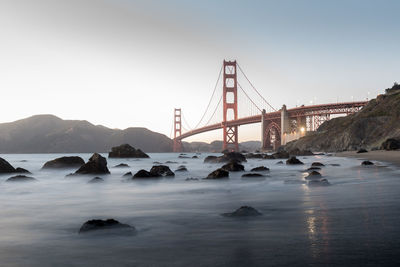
{"left": 280, "top": 105, "right": 290, "bottom": 146}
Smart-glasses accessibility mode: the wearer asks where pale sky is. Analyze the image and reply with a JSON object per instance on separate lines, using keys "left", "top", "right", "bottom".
{"left": 0, "top": 0, "right": 399, "bottom": 142}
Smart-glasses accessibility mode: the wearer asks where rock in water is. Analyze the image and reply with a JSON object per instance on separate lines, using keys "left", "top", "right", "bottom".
{"left": 132, "top": 169, "right": 152, "bottom": 178}
{"left": 381, "top": 138, "right": 400, "bottom": 150}
{"left": 175, "top": 166, "right": 188, "bottom": 172}
{"left": 79, "top": 219, "right": 135, "bottom": 234}
{"left": 311, "top": 162, "right": 325, "bottom": 167}
{"left": 242, "top": 173, "right": 265, "bottom": 178}
{"left": 305, "top": 171, "right": 322, "bottom": 180}
{"left": 203, "top": 152, "right": 247, "bottom": 163}
{"left": 276, "top": 161, "right": 284, "bottom": 164}
{"left": 272, "top": 150, "right": 290, "bottom": 159}
{"left": 361, "top": 160, "right": 374, "bottom": 166}
{"left": 221, "top": 161, "right": 245, "bottom": 172}
{"left": 75, "top": 153, "right": 110, "bottom": 174}
{"left": 222, "top": 206, "right": 262, "bottom": 217}
{"left": 122, "top": 171, "right": 132, "bottom": 177}
{"left": 42, "top": 156, "right": 85, "bottom": 169}
{"left": 15, "top": 167, "right": 31, "bottom": 174}
{"left": 0, "top": 157, "right": 16, "bottom": 173}
{"left": 250, "top": 166, "right": 270, "bottom": 172}
{"left": 149, "top": 165, "right": 175, "bottom": 177}
{"left": 357, "top": 148, "right": 368, "bottom": 153}
{"left": 114, "top": 163, "right": 129, "bottom": 168}
{"left": 306, "top": 167, "right": 321, "bottom": 171}
{"left": 88, "top": 177, "right": 104, "bottom": 183}
{"left": 108, "top": 144, "right": 149, "bottom": 158}
{"left": 286, "top": 156, "right": 304, "bottom": 165}
{"left": 308, "top": 178, "right": 330, "bottom": 187}
{"left": 6, "top": 175, "right": 37, "bottom": 182}
{"left": 205, "top": 168, "right": 229, "bottom": 179}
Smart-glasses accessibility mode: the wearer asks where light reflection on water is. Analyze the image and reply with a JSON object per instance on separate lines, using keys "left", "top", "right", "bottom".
{"left": 0, "top": 153, "right": 399, "bottom": 266}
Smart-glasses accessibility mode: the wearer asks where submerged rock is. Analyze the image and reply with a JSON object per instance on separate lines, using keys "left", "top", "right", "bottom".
{"left": 0, "top": 157, "right": 16, "bottom": 173}
{"left": 205, "top": 168, "right": 229, "bottom": 179}
{"left": 361, "top": 160, "right": 374, "bottom": 166}
{"left": 175, "top": 166, "right": 188, "bottom": 172}
{"left": 222, "top": 206, "right": 262, "bottom": 217}
{"left": 221, "top": 161, "right": 245, "bottom": 172}
{"left": 15, "top": 167, "right": 31, "bottom": 174}
{"left": 114, "top": 163, "right": 129, "bottom": 168}
{"left": 88, "top": 177, "right": 104, "bottom": 183}
{"left": 122, "top": 171, "right": 132, "bottom": 177}
{"left": 42, "top": 156, "right": 85, "bottom": 169}
{"left": 284, "top": 179, "right": 307, "bottom": 185}
{"left": 108, "top": 144, "right": 149, "bottom": 158}
{"left": 286, "top": 156, "right": 304, "bottom": 165}
{"left": 306, "top": 167, "right": 321, "bottom": 171}
{"left": 250, "top": 166, "right": 269, "bottom": 172}
{"left": 75, "top": 153, "right": 110, "bottom": 175}
{"left": 311, "top": 162, "right": 325, "bottom": 167}
{"left": 185, "top": 177, "right": 199, "bottom": 181}
{"left": 6, "top": 175, "right": 37, "bottom": 182}
{"left": 308, "top": 178, "right": 330, "bottom": 187}
{"left": 276, "top": 161, "right": 284, "bottom": 164}
{"left": 241, "top": 173, "right": 265, "bottom": 178}
{"left": 79, "top": 219, "right": 135, "bottom": 234}
{"left": 305, "top": 171, "right": 322, "bottom": 179}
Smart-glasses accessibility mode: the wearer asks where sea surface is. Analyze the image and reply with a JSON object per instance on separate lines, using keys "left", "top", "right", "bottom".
{"left": 0, "top": 153, "right": 400, "bottom": 267}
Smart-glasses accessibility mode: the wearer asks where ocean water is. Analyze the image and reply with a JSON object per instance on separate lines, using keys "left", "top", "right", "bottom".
{"left": 0, "top": 153, "right": 400, "bottom": 267}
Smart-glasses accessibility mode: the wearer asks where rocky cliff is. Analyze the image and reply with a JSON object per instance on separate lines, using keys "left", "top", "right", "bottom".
{"left": 284, "top": 84, "right": 400, "bottom": 152}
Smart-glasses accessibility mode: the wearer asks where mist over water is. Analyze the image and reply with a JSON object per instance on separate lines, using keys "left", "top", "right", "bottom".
{"left": 1, "top": 153, "right": 400, "bottom": 266}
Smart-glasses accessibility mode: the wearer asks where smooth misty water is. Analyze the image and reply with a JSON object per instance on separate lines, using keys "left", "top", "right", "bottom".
{"left": 0, "top": 153, "right": 400, "bottom": 267}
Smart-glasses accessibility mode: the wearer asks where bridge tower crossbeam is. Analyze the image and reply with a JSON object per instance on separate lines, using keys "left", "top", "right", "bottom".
{"left": 222, "top": 60, "right": 239, "bottom": 151}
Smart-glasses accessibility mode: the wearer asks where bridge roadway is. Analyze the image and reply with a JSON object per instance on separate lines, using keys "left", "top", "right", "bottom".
{"left": 176, "top": 101, "right": 367, "bottom": 141}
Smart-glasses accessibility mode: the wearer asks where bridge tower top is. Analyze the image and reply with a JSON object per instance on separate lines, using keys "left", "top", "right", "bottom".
{"left": 222, "top": 60, "right": 239, "bottom": 151}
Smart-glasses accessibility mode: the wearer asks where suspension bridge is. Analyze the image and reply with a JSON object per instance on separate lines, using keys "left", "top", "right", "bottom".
{"left": 172, "top": 60, "right": 367, "bottom": 152}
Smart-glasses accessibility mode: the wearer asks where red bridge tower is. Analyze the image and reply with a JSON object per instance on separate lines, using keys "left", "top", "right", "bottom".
{"left": 222, "top": 60, "right": 239, "bottom": 151}
{"left": 173, "top": 108, "right": 182, "bottom": 152}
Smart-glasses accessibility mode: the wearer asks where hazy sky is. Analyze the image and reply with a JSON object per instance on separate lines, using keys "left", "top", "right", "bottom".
{"left": 1, "top": 0, "right": 399, "bottom": 142}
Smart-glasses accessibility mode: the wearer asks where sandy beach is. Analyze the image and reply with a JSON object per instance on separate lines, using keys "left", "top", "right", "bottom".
{"left": 336, "top": 150, "right": 400, "bottom": 166}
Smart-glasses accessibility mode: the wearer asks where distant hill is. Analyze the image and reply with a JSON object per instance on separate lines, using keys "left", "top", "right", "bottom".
{"left": 0, "top": 115, "right": 173, "bottom": 153}
{"left": 284, "top": 83, "right": 400, "bottom": 152}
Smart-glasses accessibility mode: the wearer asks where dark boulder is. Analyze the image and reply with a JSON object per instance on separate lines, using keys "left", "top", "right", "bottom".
{"left": 311, "top": 162, "right": 325, "bottom": 167}
{"left": 205, "top": 168, "right": 229, "bottom": 179}
{"left": 306, "top": 167, "right": 321, "bottom": 171}
{"left": 178, "top": 155, "right": 190, "bottom": 159}
{"left": 286, "top": 156, "right": 304, "bottom": 165}
{"left": 114, "top": 163, "right": 129, "bottom": 168}
{"left": 108, "top": 144, "right": 149, "bottom": 158}
{"left": 150, "top": 165, "right": 175, "bottom": 177}
{"left": 6, "top": 175, "right": 37, "bottom": 182}
{"left": 15, "top": 167, "right": 31, "bottom": 174}
{"left": 222, "top": 206, "right": 262, "bottom": 217}
{"left": 276, "top": 161, "right": 284, "bottom": 164}
{"left": 132, "top": 169, "right": 152, "bottom": 178}
{"left": 381, "top": 138, "right": 400, "bottom": 150}
{"left": 357, "top": 148, "right": 368, "bottom": 153}
{"left": 250, "top": 166, "right": 269, "bottom": 172}
{"left": 88, "top": 177, "right": 104, "bottom": 183}
{"left": 330, "top": 163, "right": 341, "bottom": 166}
{"left": 204, "top": 155, "right": 218, "bottom": 163}
{"left": 242, "top": 173, "right": 265, "bottom": 178}
{"left": 221, "top": 161, "right": 245, "bottom": 172}
{"left": 79, "top": 219, "right": 135, "bottom": 234}
{"left": 203, "top": 152, "right": 247, "bottom": 164}
{"left": 42, "top": 156, "right": 85, "bottom": 169}
{"left": 75, "top": 153, "right": 110, "bottom": 175}
{"left": 361, "top": 160, "right": 374, "bottom": 166}
{"left": 0, "top": 157, "right": 16, "bottom": 173}
{"left": 192, "top": 155, "right": 198, "bottom": 159}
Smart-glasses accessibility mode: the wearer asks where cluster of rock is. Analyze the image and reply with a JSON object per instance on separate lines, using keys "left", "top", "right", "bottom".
{"left": 303, "top": 162, "right": 330, "bottom": 186}
{"left": 132, "top": 165, "right": 175, "bottom": 179}
{"left": 0, "top": 157, "right": 31, "bottom": 174}
{"left": 108, "top": 144, "right": 149, "bottom": 158}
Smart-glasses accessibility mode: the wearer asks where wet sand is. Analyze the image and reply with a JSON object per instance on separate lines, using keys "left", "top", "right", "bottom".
{"left": 336, "top": 150, "right": 400, "bottom": 166}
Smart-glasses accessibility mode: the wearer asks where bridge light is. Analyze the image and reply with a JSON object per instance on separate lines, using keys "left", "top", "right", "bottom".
{"left": 300, "top": 127, "right": 305, "bottom": 133}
